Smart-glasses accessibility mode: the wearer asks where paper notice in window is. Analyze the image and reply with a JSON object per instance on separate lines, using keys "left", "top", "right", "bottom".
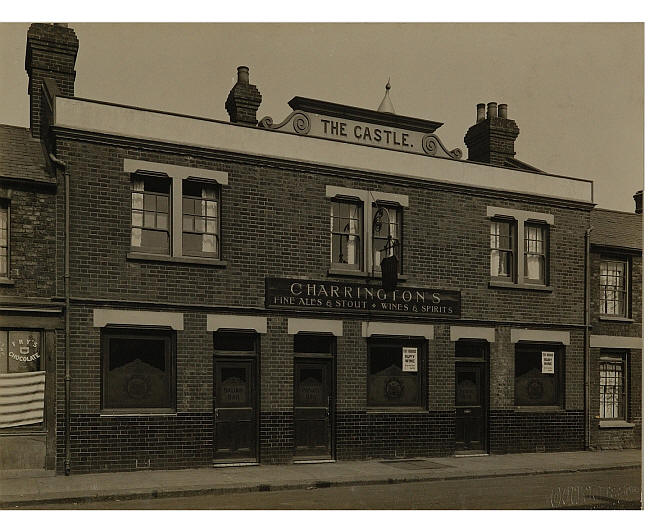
{"left": 542, "top": 351, "right": 554, "bottom": 374}
{"left": 402, "top": 347, "right": 418, "bottom": 372}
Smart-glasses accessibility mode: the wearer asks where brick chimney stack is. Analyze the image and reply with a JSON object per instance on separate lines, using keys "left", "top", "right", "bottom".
{"left": 464, "top": 102, "right": 520, "bottom": 167}
{"left": 25, "top": 23, "right": 79, "bottom": 137}
{"left": 633, "top": 190, "right": 642, "bottom": 214}
{"left": 225, "top": 66, "right": 262, "bottom": 125}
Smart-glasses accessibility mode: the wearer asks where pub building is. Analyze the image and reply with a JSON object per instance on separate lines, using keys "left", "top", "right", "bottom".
{"left": 0, "top": 23, "right": 639, "bottom": 474}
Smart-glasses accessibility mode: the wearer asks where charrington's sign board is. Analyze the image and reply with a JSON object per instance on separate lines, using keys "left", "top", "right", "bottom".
{"left": 266, "top": 278, "right": 460, "bottom": 318}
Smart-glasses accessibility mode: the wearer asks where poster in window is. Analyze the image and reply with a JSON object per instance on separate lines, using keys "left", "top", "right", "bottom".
{"left": 7, "top": 331, "right": 41, "bottom": 373}
{"left": 402, "top": 347, "right": 418, "bottom": 372}
{"left": 541, "top": 351, "right": 554, "bottom": 374}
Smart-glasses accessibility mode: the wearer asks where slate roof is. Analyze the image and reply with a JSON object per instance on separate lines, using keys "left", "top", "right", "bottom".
{"left": 0, "top": 124, "right": 54, "bottom": 184}
{"left": 591, "top": 208, "right": 643, "bottom": 251}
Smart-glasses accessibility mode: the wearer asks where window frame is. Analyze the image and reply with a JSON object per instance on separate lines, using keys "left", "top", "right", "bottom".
{"left": 366, "top": 337, "right": 427, "bottom": 409}
{"left": 599, "top": 257, "right": 630, "bottom": 318}
{"left": 101, "top": 328, "right": 177, "bottom": 414}
{"left": 490, "top": 217, "right": 516, "bottom": 283}
{"left": 330, "top": 197, "right": 364, "bottom": 271}
{"left": 182, "top": 179, "right": 221, "bottom": 259}
{"left": 0, "top": 200, "right": 9, "bottom": 279}
{"left": 514, "top": 342, "right": 564, "bottom": 408}
{"left": 325, "top": 186, "right": 409, "bottom": 278}
{"left": 523, "top": 222, "right": 548, "bottom": 285}
{"left": 124, "top": 160, "right": 228, "bottom": 263}
{"left": 372, "top": 201, "right": 403, "bottom": 273}
{"left": 0, "top": 329, "right": 46, "bottom": 431}
{"left": 598, "top": 350, "right": 628, "bottom": 421}
{"left": 487, "top": 207, "right": 554, "bottom": 288}
{"left": 130, "top": 173, "right": 171, "bottom": 256}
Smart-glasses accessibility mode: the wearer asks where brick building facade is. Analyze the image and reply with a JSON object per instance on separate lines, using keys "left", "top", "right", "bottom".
{"left": 587, "top": 203, "right": 642, "bottom": 450}
{"left": 0, "top": 24, "right": 640, "bottom": 474}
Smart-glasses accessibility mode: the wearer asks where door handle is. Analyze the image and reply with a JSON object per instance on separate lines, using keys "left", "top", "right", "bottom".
{"left": 463, "top": 409, "right": 471, "bottom": 414}
{"left": 214, "top": 408, "right": 219, "bottom": 417}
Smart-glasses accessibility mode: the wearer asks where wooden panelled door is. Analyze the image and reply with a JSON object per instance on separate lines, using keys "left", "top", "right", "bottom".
{"left": 213, "top": 358, "right": 257, "bottom": 463}
{"left": 294, "top": 359, "right": 332, "bottom": 460}
{"left": 455, "top": 362, "right": 487, "bottom": 453}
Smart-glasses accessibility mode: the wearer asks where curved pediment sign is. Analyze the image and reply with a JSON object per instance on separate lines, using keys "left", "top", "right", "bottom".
{"left": 259, "top": 97, "right": 462, "bottom": 160}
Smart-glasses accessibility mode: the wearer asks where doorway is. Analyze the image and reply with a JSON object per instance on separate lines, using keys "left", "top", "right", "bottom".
{"left": 455, "top": 340, "right": 488, "bottom": 454}
{"left": 213, "top": 332, "right": 258, "bottom": 464}
{"left": 294, "top": 335, "right": 335, "bottom": 461}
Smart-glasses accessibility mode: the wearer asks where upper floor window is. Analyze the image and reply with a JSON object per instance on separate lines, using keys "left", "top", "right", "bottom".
{"left": 487, "top": 207, "right": 553, "bottom": 288}
{"left": 326, "top": 186, "right": 408, "bottom": 276}
{"left": 372, "top": 203, "right": 402, "bottom": 271}
{"left": 182, "top": 181, "right": 219, "bottom": 258}
{"left": 524, "top": 223, "right": 547, "bottom": 284}
{"left": 330, "top": 199, "right": 363, "bottom": 270}
{"left": 599, "top": 259, "right": 628, "bottom": 317}
{"left": 131, "top": 175, "right": 170, "bottom": 255}
{"left": 124, "top": 159, "right": 228, "bottom": 262}
{"left": 490, "top": 219, "right": 515, "bottom": 281}
{"left": 0, "top": 202, "right": 8, "bottom": 278}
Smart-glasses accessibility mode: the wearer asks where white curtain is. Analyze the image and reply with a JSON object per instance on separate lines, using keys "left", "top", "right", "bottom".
{"left": 131, "top": 178, "right": 144, "bottom": 247}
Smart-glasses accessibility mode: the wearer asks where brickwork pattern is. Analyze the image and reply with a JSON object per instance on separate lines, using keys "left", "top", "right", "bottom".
{"left": 0, "top": 185, "right": 57, "bottom": 296}
{"left": 55, "top": 413, "right": 212, "bottom": 474}
{"left": 489, "top": 410, "right": 584, "bottom": 453}
{"left": 337, "top": 411, "right": 455, "bottom": 460}
{"left": 259, "top": 412, "right": 294, "bottom": 464}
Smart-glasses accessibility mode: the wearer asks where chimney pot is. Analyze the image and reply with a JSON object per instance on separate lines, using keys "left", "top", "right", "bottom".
{"left": 237, "top": 66, "right": 250, "bottom": 85}
{"left": 487, "top": 102, "right": 498, "bottom": 119}
{"left": 498, "top": 103, "right": 508, "bottom": 119}
{"left": 225, "top": 65, "right": 262, "bottom": 125}
{"left": 634, "top": 190, "right": 643, "bottom": 214}
{"left": 476, "top": 103, "right": 486, "bottom": 123}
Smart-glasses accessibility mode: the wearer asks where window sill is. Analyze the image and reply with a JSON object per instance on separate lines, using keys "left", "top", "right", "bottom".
{"left": 127, "top": 252, "right": 227, "bottom": 267}
{"left": 598, "top": 420, "right": 635, "bottom": 429}
{"left": 0, "top": 277, "right": 15, "bottom": 286}
{"left": 328, "top": 268, "right": 409, "bottom": 281}
{"left": 489, "top": 280, "right": 553, "bottom": 292}
{"left": 366, "top": 407, "right": 428, "bottom": 414}
{"left": 514, "top": 406, "right": 563, "bottom": 413}
{"left": 598, "top": 316, "right": 634, "bottom": 323}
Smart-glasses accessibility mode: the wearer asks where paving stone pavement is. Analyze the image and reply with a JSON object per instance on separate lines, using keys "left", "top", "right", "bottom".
{"left": 0, "top": 449, "right": 641, "bottom": 507}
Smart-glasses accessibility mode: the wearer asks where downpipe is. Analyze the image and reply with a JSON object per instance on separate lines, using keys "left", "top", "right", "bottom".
{"left": 50, "top": 153, "right": 71, "bottom": 475}
{"left": 584, "top": 226, "right": 593, "bottom": 450}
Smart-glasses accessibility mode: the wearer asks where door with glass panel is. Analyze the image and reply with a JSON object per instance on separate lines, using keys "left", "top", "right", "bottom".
{"left": 213, "top": 357, "right": 257, "bottom": 463}
{"left": 294, "top": 359, "right": 332, "bottom": 460}
{"left": 455, "top": 341, "right": 488, "bottom": 453}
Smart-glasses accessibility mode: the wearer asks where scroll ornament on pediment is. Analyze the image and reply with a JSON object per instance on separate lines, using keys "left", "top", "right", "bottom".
{"left": 422, "top": 133, "right": 463, "bottom": 159}
{"left": 259, "top": 110, "right": 311, "bottom": 135}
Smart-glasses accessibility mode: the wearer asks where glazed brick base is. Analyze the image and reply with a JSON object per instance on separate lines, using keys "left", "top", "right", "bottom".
{"left": 336, "top": 411, "right": 455, "bottom": 460}
{"left": 259, "top": 412, "right": 294, "bottom": 464}
{"left": 489, "top": 410, "right": 584, "bottom": 453}
{"left": 56, "top": 413, "right": 213, "bottom": 474}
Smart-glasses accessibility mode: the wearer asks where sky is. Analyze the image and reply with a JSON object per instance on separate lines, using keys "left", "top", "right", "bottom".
{"left": 0, "top": 22, "right": 643, "bottom": 212}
